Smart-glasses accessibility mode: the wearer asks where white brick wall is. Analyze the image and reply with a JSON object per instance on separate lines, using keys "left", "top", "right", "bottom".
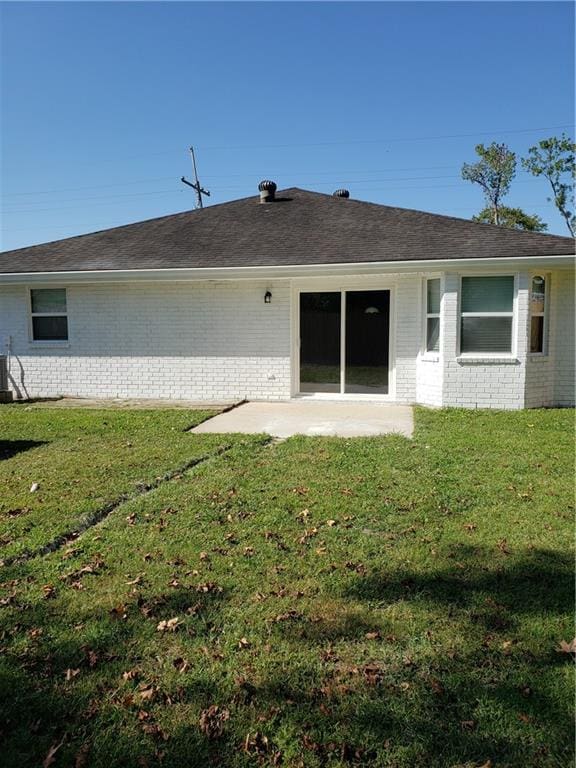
{"left": 0, "top": 281, "right": 292, "bottom": 401}
{"left": 440, "top": 272, "right": 529, "bottom": 409}
{"left": 1, "top": 269, "right": 572, "bottom": 408}
{"left": 551, "top": 270, "right": 575, "bottom": 407}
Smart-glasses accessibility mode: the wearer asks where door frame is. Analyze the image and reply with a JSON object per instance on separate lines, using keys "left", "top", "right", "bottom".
{"left": 290, "top": 277, "right": 397, "bottom": 400}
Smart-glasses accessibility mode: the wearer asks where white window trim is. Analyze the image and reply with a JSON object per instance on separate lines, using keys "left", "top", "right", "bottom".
{"left": 457, "top": 273, "right": 518, "bottom": 359}
{"left": 529, "top": 273, "right": 549, "bottom": 357}
{"left": 28, "top": 287, "right": 70, "bottom": 345}
{"left": 423, "top": 277, "right": 441, "bottom": 358}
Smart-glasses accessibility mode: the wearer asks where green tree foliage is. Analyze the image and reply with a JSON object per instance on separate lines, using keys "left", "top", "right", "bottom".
{"left": 472, "top": 205, "right": 548, "bottom": 232}
{"left": 462, "top": 143, "right": 516, "bottom": 225}
{"left": 522, "top": 134, "right": 575, "bottom": 237}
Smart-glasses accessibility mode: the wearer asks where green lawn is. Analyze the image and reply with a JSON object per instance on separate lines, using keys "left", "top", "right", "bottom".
{"left": 0, "top": 405, "right": 573, "bottom": 768}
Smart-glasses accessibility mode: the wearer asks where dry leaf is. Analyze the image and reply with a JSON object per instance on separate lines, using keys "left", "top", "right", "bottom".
{"left": 43, "top": 738, "right": 65, "bottom": 768}
{"left": 74, "top": 743, "right": 90, "bottom": 768}
{"left": 238, "top": 637, "right": 251, "bottom": 649}
{"left": 156, "top": 617, "right": 181, "bottom": 632}
{"left": 557, "top": 638, "right": 576, "bottom": 654}
{"left": 30, "top": 482, "right": 40, "bottom": 493}
{"left": 65, "top": 668, "right": 80, "bottom": 681}
{"left": 199, "top": 705, "right": 230, "bottom": 739}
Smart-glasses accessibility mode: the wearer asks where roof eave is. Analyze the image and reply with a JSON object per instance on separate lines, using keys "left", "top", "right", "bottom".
{"left": 0, "top": 254, "right": 574, "bottom": 284}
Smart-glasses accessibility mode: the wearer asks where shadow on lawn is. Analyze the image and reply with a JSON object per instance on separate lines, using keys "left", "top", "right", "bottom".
{"left": 344, "top": 544, "right": 573, "bottom": 623}
{"left": 0, "top": 440, "right": 47, "bottom": 461}
{"left": 0, "top": 547, "right": 573, "bottom": 768}
{"left": 0, "top": 582, "right": 228, "bottom": 768}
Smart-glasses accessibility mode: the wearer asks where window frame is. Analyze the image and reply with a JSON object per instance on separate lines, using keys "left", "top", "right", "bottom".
{"left": 28, "top": 287, "right": 70, "bottom": 345}
{"left": 529, "top": 273, "right": 549, "bottom": 357}
{"left": 458, "top": 273, "right": 518, "bottom": 358}
{"left": 423, "top": 277, "right": 441, "bottom": 356}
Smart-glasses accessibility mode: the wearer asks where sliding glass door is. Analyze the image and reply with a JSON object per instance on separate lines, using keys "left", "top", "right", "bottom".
{"left": 299, "top": 292, "right": 341, "bottom": 393}
{"left": 299, "top": 290, "right": 390, "bottom": 395}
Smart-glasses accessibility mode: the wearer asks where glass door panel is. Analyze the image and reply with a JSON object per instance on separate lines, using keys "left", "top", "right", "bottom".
{"left": 345, "top": 290, "right": 389, "bottom": 394}
{"left": 299, "top": 292, "right": 341, "bottom": 393}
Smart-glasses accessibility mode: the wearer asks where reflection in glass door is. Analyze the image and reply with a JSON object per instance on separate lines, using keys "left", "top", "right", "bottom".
{"left": 345, "top": 290, "right": 389, "bottom": 393}
{"left": 299, "top": 290, "right": 390, "bottom": 395}
{"left": 299, "top": 292, "right": 341, "bottom": 393}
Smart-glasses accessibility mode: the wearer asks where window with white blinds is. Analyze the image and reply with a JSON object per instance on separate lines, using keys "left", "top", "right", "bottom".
{"left": 460, "top": 276, "right": 514, "bottom": 354}
{"left": 426, "top": 279, "right": 441, "bottom": 353}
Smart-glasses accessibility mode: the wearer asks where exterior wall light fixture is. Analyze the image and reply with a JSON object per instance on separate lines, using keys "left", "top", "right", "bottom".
{"left": 264, "top": 291, "right": 272, "bottom": 304}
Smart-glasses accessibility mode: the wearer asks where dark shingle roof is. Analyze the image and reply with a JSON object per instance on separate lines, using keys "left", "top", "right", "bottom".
{"left": 1, "top": 188, "right": 573, "bottom": 274}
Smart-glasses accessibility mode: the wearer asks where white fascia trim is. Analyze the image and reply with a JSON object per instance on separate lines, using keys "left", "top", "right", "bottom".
{"left": 0, "top": 254, "right": 573, "bottom": 285}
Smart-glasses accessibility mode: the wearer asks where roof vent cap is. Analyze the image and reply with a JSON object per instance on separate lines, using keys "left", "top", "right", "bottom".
{"left": 333, "top": 189, "right": 350, "bottom": 198}
{"left": 258, "top": 180, "right": 277, "bottom": 203}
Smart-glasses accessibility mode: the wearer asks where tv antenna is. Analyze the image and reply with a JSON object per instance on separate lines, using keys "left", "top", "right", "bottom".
{"left": 181, "top": 146, "right": 210, "bottom": 209}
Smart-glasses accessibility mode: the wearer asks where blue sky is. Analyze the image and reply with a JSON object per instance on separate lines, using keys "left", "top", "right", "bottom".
{"left": 1, "top": 1, "right": 574, "bottom": 250}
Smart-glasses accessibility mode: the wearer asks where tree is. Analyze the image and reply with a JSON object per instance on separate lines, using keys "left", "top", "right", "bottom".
{"left": 521, "top": 134, "right": 575, "bottom": 237}
{"left": 472, "top": 206, "right": 547, "bottom": 232}
{"left": 462, "top": 142, "right": 516, "bottom": 225}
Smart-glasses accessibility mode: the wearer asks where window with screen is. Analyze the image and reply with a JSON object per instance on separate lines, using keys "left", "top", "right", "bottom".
{"left": 460, "top": 276, "right": 514, "bottom": 354}
{"left": 30, "top": 288, "right": 68, "bottom": 341}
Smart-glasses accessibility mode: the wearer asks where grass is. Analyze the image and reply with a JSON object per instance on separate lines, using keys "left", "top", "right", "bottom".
{"left": 0, "top": 406, "right": 232, "bottom": 560}
{"left": 0, "top": 405, "right": 573, "bottom": 767}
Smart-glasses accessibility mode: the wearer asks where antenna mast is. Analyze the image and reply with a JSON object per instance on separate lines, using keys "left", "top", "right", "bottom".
{"left": 181, "top": 146, "right": 210, "bottom": 209}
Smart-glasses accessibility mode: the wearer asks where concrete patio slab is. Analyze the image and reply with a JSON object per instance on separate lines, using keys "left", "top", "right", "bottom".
{"left": 191, "top": 400, "right": 414, "bottom": 438}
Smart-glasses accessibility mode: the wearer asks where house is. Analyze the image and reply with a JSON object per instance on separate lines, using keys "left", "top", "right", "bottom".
{"left": 0, "top": 183, "right": 574, "bottom": 409}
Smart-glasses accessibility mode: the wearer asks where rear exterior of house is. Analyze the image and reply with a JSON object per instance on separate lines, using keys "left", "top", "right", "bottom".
{"left": 0, "top": 186, "right": 574, "bottom": 409}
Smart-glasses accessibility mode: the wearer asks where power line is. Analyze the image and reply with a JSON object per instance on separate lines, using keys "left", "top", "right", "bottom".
{"left": 11, "top": 124, "right": 572, "bottom": 172}
{"left": 0, "top": 179, "right": 556, "bottom": 215}
{"left": 1, "top": 172, "right": 551, "bottom": 212}
{"left": 195, "top": 124, "right": 575, "bottom": 151}
{"left": 1, "top": 165, "right": 461, "bottom": 197}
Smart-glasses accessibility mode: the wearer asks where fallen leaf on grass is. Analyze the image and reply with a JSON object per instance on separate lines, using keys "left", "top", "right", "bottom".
{"left": 65, "top": 668, "right": 80, "bottom": 681}
{"left": 172, "top": 657, "right": 189, "bottom": 673}
{"left": 110, "top": 604, "right": 127, "bottom": 620}
{"left": 238, "top": 637, "right": 251, "bottom": 649}
{"left": 156, "top": 617, "right": 181, "bottom": 633}
{"left": 557, "top": 638, "right": 576, "bottom": 654}
{"left": 7, "top": 507, "right": 30, "bottom": 517}
{"left": 141, "top": 723, "right": 169, "bottom": 740}
{"left": 42, "top": 584, "right": 57, "bottom": 599}
{"left": 30, "top": 483, "right": 40, "bottom": 493}
{"left": 137, "top": 684, "right": 156, "bottom": 702}
{"left": 273, "top": 610, "right": 304, "bottom": 623}
{"left": 429, "top": 678, "right": 445, "bottom": 695}
{"left": 199, "top": 705, "right": 230, "bottom": 739}
{"left": 43, "top": 738, "right": 65, "bottom": 767}
{"left": 364, "top": 631, "right": 381, "bottom": 641}
{"left": 83, "top": 647, "right": 98, "bottom": 668}
{"left": 518, "top": 713, "right": 533, "bottom": 723}
{"left": 74, "top": 743, "right": 90, "bottom": 768}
